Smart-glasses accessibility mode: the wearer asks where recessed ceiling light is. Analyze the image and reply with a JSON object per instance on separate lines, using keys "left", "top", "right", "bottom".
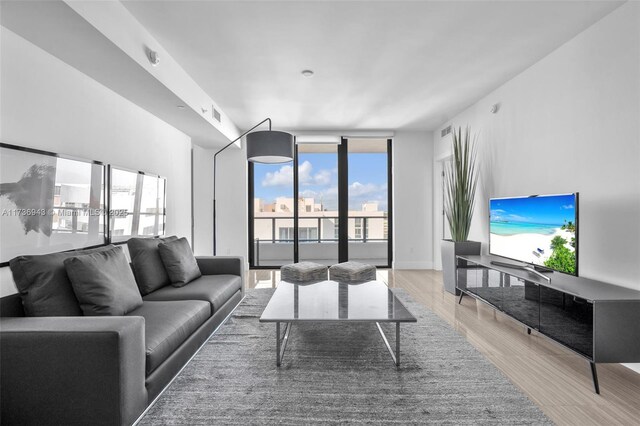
{"left": 301, "top": 69, "right": 314, "bottom": 77}
{"left": 177, "top": 105, "right": 185, "bottom": 109}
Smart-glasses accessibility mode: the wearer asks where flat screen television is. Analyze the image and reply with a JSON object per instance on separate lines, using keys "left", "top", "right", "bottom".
{"left": 489, "top": 193, "right": 578, "bottom": 275}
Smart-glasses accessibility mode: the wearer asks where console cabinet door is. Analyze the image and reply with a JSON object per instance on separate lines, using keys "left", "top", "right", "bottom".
{"left": 501, "top": 276, "right": 539, "bottom": 330}
{"left": 539, "top": 286, "right": 593, "bottom": 359}
{"left": 476, "top": 268, "right": 503, "bottom": 310}
{"left": 458, "top": 265, "right": 503, "bottom": 310}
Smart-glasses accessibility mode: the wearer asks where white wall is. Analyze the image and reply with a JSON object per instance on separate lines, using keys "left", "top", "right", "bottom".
{"left": 191, "top": 142, "right": 246, "bottom": 262}
{"left": 433, "top": 2, "right": 639, "bottom": 289}
{"left": 393, "top": 131, "right": 434, "bottom": 269}
{"left": 432, "top": 159, "right": 447, "bottom": 270}
{"left": 192, "top": 145, "right": 214, "bottom": 256}
{"left": 431, "top": 3, "right": 639, "bottom": 372}
{"left": 215, "top": 142, "right": 249, "bottom": 265}
{"left": 0, "top": 28, "right": 192, "bottom": 296}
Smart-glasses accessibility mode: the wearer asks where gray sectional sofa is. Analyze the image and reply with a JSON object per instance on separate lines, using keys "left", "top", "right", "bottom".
{"left": 0, "top": 239, "right": 244, "bottom": 426}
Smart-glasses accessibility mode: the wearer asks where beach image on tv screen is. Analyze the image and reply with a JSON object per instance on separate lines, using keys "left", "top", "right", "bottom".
{"left": 490, "top": 194, "right": 577, "bottom": 275}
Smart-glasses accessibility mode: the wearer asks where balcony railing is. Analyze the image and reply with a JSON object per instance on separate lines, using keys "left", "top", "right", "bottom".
{"left": 252, "top": 215, "right": 388, "bottom": 267}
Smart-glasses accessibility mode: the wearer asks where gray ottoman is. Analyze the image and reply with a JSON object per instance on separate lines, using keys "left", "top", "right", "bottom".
{"left": 280, "top": 262, "right": 328, "bottom": 283}
{"left": 329, "top": 261, "right": 377, "bottom": 283}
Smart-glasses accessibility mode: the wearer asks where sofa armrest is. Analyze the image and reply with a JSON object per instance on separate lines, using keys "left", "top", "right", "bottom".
{"left": 196, "top": 256, "right": 244, "bottom": 276}
{"left": 196, "top": 256, "right": 245, "bottom": 297}
{"left": 0, "top": 316, "right": 147, "bottom": 426}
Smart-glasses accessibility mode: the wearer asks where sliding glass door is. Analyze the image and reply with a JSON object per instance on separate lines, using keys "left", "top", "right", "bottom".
{"left": 249, "top": 138, "right": 392, "bottom": 268}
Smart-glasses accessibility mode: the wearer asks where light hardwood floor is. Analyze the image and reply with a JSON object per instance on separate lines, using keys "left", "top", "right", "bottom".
{"left": 247, "top": 269, "right": 640, "bottom": 426}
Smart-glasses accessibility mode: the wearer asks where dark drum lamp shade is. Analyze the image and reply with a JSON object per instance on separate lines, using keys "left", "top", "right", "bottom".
{"left": 213, "top": 118, "right": 292, "bottom": 255}
{"left": 246, "top": 130, "right": 294, "bottom": 163}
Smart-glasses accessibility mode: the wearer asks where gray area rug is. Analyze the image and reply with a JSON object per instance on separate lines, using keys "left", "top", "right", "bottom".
{"left": 139, "top": 289, "right": 551, "bottom": 425}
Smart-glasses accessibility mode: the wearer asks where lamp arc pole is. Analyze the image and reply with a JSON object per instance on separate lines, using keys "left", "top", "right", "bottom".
{"left": 213, "top": 118, "right": 272, "bottom": 255}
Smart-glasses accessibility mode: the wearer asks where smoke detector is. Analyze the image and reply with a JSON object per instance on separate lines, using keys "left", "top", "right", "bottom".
{"left": 148, "top": 50, "right": 160, "bottom": 66}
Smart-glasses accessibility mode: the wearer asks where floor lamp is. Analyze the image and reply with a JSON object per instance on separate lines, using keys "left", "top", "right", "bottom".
{"left": 213, "top": 118, "right": 294, "bottom": 255}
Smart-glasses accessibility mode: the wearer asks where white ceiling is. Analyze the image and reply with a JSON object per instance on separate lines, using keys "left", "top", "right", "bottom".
{"left": 123, "top": 0, "right": 622, "bottom": 132}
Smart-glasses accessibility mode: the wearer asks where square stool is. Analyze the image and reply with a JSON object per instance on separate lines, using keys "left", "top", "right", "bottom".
{"left": 280, "top": 262, "right": 328, "bottom": 283}
{"left": 329, "top": 261, "right": 377, "bottom": 283}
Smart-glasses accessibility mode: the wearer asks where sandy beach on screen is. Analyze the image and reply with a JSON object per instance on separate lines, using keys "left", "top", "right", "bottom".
{"left": 491, "top": 228, "right": 574, "bottom": 264}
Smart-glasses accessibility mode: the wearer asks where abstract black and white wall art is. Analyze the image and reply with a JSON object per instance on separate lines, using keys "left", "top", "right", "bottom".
{"left": 0, "top": 144, "right": 106, "bottom": 263}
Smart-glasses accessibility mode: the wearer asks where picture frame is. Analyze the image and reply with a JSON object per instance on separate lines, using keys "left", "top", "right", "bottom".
{"left": 0, "top": 143, "right": 107, "bottom": 265}
{"left": 109, "top": 165, "right": 167, "bottom": 243}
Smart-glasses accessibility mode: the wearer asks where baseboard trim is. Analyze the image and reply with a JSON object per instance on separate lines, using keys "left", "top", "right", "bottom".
{"left": 623, "top": 363, "right": 640, "bottom": 374}
{"left": 393, "top": 261, "right": 433, "bottom": 270}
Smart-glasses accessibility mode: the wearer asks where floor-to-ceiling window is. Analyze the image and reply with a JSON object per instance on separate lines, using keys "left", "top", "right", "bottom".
{"left": 346, "top": 138, "right": 391, "bottom": 266}
{"left": 297, "top": 143, "right": 339, "bottom": 265}
{"left": 249, "top": 162, "right": 294, "bottom": 267}
{"left": 249, "top": 138, "right": 391, "bottom": 268}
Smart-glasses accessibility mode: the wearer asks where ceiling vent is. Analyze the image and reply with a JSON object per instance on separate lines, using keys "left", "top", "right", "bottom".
{"left": 441, "top": 125, "right": 452, "bottom": 138}
{"left": 212, "top": 108, "right": 221, "bottom": 123}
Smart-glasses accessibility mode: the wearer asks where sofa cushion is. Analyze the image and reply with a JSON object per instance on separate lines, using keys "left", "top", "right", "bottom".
{"left": 127, "top": 236, "right": 178, "bottom": 295}
{"left": 65, "top": 246, "right": 143, "bottom": 316}
{"left": 126, "top": 300, "right": 210, "bottom": 375}
{"left": 158, "top": 238, "right": 202, "bottom": 287}
{"left": 9, "top": 245, "right": 116, "bottom": 317}
{"left": 143, "top": 274, "right": 241, "bottom": 313}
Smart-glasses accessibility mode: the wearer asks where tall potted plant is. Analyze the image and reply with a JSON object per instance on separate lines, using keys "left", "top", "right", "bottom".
{"left": 441, "top": 126, "right": 481, "bottom": 295}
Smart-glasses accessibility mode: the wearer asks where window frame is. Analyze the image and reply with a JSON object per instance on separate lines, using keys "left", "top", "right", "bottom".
{"left": 248, "top": 138, "right": 393, "bottom": 269}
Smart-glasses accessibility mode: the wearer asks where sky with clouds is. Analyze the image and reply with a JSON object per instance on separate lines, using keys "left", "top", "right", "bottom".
{"left": 490, "top": 194, "right": 576, "bottom": 225}
{"left": 254, "top": 153, "right": 388, "bottom": 211}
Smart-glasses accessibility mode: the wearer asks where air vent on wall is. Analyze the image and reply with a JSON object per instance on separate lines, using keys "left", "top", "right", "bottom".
{"left": 212, "top": 108, "right": 221, "bottom": 123}
{"left": 441, "top": 125, "right": 452, "bottom": 138}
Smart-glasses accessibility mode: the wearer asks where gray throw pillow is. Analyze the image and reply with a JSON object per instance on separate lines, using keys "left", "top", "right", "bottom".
{"left": 127, "top": 236, "right": 178, "bottom": 295}
{"left": 64, "top": 246, "right": 143, "bottom": 316}
{"left": 9, "top": 245, "right": 116, "bottom": 317}
{"left": 158, "top": 237, "right": 202, "bottom": 287}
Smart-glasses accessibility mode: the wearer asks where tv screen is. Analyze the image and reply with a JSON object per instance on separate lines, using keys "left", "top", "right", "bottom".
{"left": 489, "top": 193, "right": 578, "bottom": 275}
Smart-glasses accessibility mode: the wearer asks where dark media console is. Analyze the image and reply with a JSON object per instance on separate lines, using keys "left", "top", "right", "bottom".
{"left": 456, "top": 254, "right": 640, "bottom": 394}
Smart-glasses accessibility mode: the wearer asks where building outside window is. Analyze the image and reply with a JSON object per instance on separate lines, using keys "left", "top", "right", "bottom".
{"left": 278, "top": 226, "right": 318, "bottom": 242}
{"left": 354, "top": 218, "right": 362, "bottom": 240}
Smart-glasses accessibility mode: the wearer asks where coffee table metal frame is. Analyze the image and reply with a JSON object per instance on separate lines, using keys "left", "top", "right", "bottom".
{"left": 273, "top": 320, "right": 403, "bottom": 367}
{"left": 261, "top": 280, "right": 415, "bottom": 367}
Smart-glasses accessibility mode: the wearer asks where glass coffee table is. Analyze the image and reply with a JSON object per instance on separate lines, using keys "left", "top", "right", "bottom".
{"left": 259, "top": 280, "right": 417, "bottom": 367}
